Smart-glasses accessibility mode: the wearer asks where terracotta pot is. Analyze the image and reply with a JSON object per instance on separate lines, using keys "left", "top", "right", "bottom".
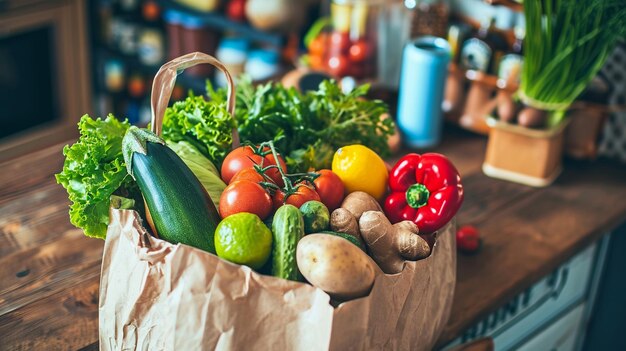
{"left": 482, "top": 118, "right": 569, "bottom": 187}
{"left": 564, "top": 103, "right": 609, "bottom": 159}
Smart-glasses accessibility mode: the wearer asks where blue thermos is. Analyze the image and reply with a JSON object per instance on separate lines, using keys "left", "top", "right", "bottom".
{"left": 397, "top": 36, "right": 451, "bottom": 148}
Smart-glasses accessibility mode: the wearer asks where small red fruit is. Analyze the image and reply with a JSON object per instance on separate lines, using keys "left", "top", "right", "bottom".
{"left": 313, "top": 169, "right": 344, "bottom": 211}
{"left": 329, "top": 31, "right": 351, "bottom": 53}
{"left": 326, "top": 54, "right": 350, "bottom": 77}
{"left": 456, "top": 225, "right": 481, "bottom": 254}
{"left": 348, "top": 40, "right": 371, "bottom": 62}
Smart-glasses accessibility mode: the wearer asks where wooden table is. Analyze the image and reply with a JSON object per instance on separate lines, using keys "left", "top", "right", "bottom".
{"left": 2, "top": 128, "right": 626, "bottom": 350}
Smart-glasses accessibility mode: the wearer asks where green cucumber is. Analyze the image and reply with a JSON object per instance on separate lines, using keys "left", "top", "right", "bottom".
{"left": 320, "top": 231, "right": 364, "bottom": 251}
{"left": 271, "top": 204, "right": 305, "bottom": 281}
{"left": 122, "top": 126, "right": 220, "bottom": 253}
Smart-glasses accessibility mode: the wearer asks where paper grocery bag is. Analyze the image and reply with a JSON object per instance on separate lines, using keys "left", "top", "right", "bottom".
{"left": 99, "top": 209, "right": 456, "bottom": 351}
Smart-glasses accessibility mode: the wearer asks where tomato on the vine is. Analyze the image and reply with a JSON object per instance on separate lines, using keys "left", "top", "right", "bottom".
{"left": 313, "top": 169, "right": 344, "bottom": 211}
{"left": 230, "top": 168, "right": 266, "bottom": 184}
{"left": 219, "top": 180, "right": 273, "bottom": 220}
{"left": 273, "top": 183, "right": 321, "bottom": 210}
{"left": 221, "top": 146, "right": 287, "bottom": 186}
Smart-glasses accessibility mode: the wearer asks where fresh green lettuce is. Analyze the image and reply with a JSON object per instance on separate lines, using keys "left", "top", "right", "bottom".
{"left": 161, "top": 93, "right": 235, "bottom": 168}
{"left": 55, "top": 115, "right": 137, "bottom": 239}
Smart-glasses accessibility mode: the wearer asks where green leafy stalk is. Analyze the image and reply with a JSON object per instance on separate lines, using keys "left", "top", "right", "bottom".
{"left": 56, "top": 115, "right": 138, "bottom": 239}
{"left": 207, "top": 77, "right": 393, "bottom": 172}
{"left": 520, "top": 0, "right": 626, "bottom": 126}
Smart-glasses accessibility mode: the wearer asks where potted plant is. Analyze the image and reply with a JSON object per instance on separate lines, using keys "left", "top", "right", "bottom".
{"left": 483, "top": 0, "right": 626, "bottom": 186}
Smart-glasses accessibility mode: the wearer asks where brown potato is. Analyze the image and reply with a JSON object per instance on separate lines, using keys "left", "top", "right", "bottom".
{"left": 296, "top": 234, "right": 377, "bottom": 300}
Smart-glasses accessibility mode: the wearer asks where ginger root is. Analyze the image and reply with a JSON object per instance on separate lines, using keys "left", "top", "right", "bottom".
{"left": 330, "top": 208, "right": 359, "bottom": 235}
{"left": 330, "top": 191, "right": 382, "bottom": 248}
{"left": 341, "top": 191, "right": 382, "bottom": 220}
{"left": 359, "top": 211, "right": 431, "bottom": 274}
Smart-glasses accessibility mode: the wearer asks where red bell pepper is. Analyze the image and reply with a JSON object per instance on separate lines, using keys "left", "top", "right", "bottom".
{"left": 384, "top": 153, "right": 464, "bottom": 234}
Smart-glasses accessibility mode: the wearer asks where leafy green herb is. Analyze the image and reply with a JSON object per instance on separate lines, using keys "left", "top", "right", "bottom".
{"left": 56, "top": 115, "right": 138, "bottom": 239}
{"left": 521, "top": 0, "right": 626, "bottom": 126}
{"left": 207, "top": 77, "right": 393, "bottom": 172}
{"left": 161, "top": 92, "right": 236, "bottom": 167}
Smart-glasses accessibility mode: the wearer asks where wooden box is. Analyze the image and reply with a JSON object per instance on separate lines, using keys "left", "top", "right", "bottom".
{"left": 482, "top": 118, "right": 568, "bottom": 187}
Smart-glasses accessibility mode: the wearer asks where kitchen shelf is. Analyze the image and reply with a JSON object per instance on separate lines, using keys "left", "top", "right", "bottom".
{"left": 484, "top": 0, "right": 523, "bottom": 12}
{"left": 157, "top": 0, "right": 286, "bottom": 47}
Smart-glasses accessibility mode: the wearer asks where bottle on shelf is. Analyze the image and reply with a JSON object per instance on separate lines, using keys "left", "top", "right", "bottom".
{"left": 496, "top": 26, "right": 524, "bottom": 123}
{"left": 407, "top": 0, "right": 450, "bottom": 39}
{"left": 497, "top": 25, "right": 524, "bottom": 88}
{"left": 459, "top": 16, "right": 508, "bottom": 74}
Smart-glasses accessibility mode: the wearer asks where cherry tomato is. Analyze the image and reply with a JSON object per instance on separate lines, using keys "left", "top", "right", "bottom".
{"left": 227, "top": 0, "right": 246, "bottom": 22}
{"left": 219, "top": 180, "right": 272, "bottom": 220}
{"left": 313, "top": 169, "right": 345, "bottom": 211}
{"left": 456, "top": 225, "right": 481, "bottom": 254}
{"left": 273, "top": 184, "right": 321, "bottom": 210}
{"left": 221, "top": 146, "right": 287, "bottom": 186}
{"left": 329, "top": 31, "right": 351, "bottom": 53}
{"left": 348, "top": 40, "right": 371, "bottom": 62}
{"left": 327, "top": 54, "right": 350, "bottom": 77}
{"left": 309, "top": 33, "right": 328, "bottom": 57}
{"left": 231, "top": 168, "right": 266, "bottom": 184}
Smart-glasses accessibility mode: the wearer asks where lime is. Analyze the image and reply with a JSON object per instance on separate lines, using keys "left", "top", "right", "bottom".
{"left": 300, "top": 201, "right": 330, "bottom": 233}
{"left": 332, "top": 144, "right": 388, "bottom": 201}
{"left": 215, "top": 212, "right": 273, "bottom": 269}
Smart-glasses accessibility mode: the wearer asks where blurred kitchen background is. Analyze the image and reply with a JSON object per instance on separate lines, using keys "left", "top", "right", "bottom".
{"left": 1, "top": 0, "right": 624, "bottom": 163}
{"left": 1, "top": 0, "right": 625, "bottom": 350}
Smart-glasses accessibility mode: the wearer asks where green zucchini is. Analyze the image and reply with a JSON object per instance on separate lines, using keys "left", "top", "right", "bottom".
{"left": 320, "top": 231, "right": 364, "bottom": 251}
{"left": 122, "top": 126, "right": 220, "bottom": 253}
{"left": 271, "top": 204, "right": 305, "bottom": 281}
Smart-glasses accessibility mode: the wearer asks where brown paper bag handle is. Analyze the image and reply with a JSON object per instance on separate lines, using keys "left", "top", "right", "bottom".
{"left": 150, "top": 52, "right": 240, "bottom": 147}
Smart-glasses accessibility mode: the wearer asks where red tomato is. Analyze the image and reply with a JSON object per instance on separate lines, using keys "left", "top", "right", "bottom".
{"left": 227, "top": 0, "right": 246, "bottom": 22}
{"left": 231, "top": 168, "right": 266, "bottom": 184}
{"left": 348, "top": 40, "right": 371, "bottom": 62}
{"left": 329, "top": 31, "right": 351, "bottom": 53}
{"left": 221, "top": 146, "right": 287, "bottom": 186}
{"left": 313, "top": 169, "right": 345, "bottom": 211}
{"left": 327, "top": 54, "right": 350, "bottom": 77}
{"left": 456, "top": 225, "right": 481, "bottom": 254}
{"left": 219, "top": 180, "right": 272, "bottom": 220}
{"left": 309, "top": 33, "right": 327, "bottom": 57}
{"left": 273, "top": 184, "right": 321, "bottom": 210}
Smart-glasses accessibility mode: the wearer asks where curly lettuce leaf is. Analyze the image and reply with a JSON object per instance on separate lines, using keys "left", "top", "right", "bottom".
{"left": 55, "top": 115, "right": 136, "bottom": 239}
{"left": 161, "top": 93, "right": 235, "bottom": 168}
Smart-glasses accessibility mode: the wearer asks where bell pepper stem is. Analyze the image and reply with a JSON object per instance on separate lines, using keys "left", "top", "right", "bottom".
{"left": 406, "top": 183, "right": 430, "bottom": 209}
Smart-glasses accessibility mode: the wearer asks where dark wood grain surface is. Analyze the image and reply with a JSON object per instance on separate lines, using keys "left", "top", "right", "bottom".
{"left": 1, "top": 129, "right": 625, "bottom": 350}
